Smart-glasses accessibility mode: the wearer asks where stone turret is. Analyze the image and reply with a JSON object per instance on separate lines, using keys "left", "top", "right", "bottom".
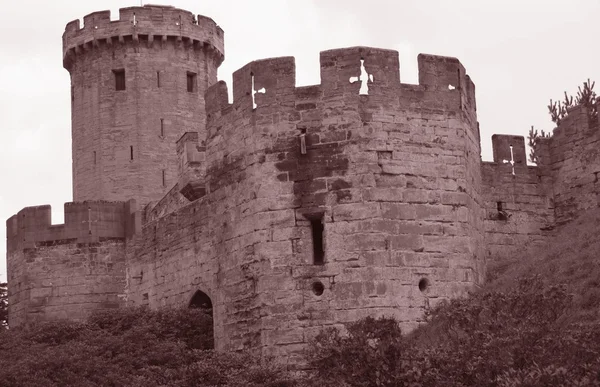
{"left": 63, "top": 5, "right": 224, "bottom": 206}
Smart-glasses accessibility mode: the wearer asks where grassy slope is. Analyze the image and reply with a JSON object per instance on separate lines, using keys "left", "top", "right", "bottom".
{"left": 486, "top": 207, "right": 600, "bottom": 323}
{"left": 409, "top": 207, "right": 600, "bottom": 347}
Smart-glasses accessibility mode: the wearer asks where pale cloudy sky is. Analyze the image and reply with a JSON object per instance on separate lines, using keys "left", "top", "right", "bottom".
{"left": 1, "top": 0, "right": 599, "bottom": 282}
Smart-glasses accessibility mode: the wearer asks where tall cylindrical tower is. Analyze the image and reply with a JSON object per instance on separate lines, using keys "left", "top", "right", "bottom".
{"left": 62, "top": 5, "right": 224, "bottom": 205}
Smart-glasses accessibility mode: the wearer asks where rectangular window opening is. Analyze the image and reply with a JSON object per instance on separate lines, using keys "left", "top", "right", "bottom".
{"left": 93, "top": 151, "right": 97, "bottom": 165}
{"left": 310, "top": 216, "right": 325, "bottom": 265}
{"left": 497, "top": 201, "right": 503, "bottom": 212}
{"left": 113, "top": 69, "right": 125, "bottom": 91}
{"left": 71, "top": 86, "right": 74, "bottom": 103}
{"left": 157, "top": 71, "right": 161, "bottom": 88}
{"left": 130, "top": 146, "right": 134, "bottom": 161}
{"left": 187, "top": 71, "right": 197, "bottom": 93}
{"left": 160, "top": 118, "right": 164, "bottom": 137}
{"left": 162, "top": 170, "right": 166, "bottom": 187}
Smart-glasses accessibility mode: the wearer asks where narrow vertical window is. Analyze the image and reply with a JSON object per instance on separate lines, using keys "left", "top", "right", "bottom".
{"left": 157, "top": 71, "right": 161, "bottom": 88}
{"left": 160, "top": 118, "right": 164, "bottom": 137}
{"left": 310, "top": 215, "right": 325, "bottom": 265}
{"left": 93, "top": 151, "right": 97, "bottom": 165}
{"left": 113, "top": 69, "right": 125, "bottom": 91}
{"left": 71, "top": 86, "right": 74, "bottom": 103}
{"left": 162, "top": 170, "right": 166, "bottom": 187}
{"left": 187, "top": 72, "right": 197, "bottom": 93}
{"left": 130, "top": 146, "right": 134, "bottom": 161}
{"left": 497, "top": 201, "right": 503, "bottom": 212}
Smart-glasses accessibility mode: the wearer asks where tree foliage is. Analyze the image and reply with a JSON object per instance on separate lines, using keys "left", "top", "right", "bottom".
{"left": 0, "top": 282, "right": 7, "bottom": 330}
{"left": 527, "top": 126, "right": 550, "bottom": 164}
{"left": 305, "top": 276, "right": 600, "bottom": 387}
{"left": 548, "top": 79, "right": 597, "bottom": 126}
{"left": 1, "top": 278, "right": 600, "bottom": 386}
{"left": 0, "top": 307, "right": 297, "bottom": 387}
{"left": 528, "top": 79, "right": 597, "bottom": 164}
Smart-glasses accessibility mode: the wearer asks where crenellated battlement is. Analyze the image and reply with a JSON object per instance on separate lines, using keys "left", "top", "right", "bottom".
{"left": 205, "top": 47, "right": 477, "bottom": 137}
{"left": 6, "top": 201, "right": 140, "bottom": 253}
{"left": 16, "top": 3, "right": 600, "bottom": 359}
{"left": 62, "top": 5, "right": 224, "bottom": 70}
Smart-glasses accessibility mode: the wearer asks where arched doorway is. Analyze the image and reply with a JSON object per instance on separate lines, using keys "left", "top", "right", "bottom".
{"left": 188, "top": 290, "right": 214, "bottom": 349}
{"left": 189, "top": 290, "right": 213, "bottom": 311}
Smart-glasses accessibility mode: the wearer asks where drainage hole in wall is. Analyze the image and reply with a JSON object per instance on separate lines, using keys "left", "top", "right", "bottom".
{"left": 312, "top": 281, "right": 325, "bottom": 296}
{"left": 418, "top": 278, "right": 430, "bottom": 292}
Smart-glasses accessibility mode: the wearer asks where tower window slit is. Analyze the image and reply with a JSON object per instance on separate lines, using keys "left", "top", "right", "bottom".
{"left": 310, "top": 215, "right": 325, "bottom": 265}
{"left": 113, "top": 69, "right": 125, "bottom": 91}
{"left": 93, "top": 151, "right": 96, "bottom": 165}
{"left": 187, "top": 72, "right": 197, "bottom": 93}
{"left": 160, "top": 118, "right": 164, "bottom": 136}
{"left": 130, "top": 146, "right": 134, "bottom": 161}
{"left": 162, "top": 170, "right": 166, "bottom": 187}
{"left": 157, "top": 71, "right": 161, "bottom": 88}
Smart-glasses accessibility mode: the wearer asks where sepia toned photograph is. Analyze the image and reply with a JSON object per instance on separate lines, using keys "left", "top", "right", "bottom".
{"left": 1, "top": 1, "right": 599, "bottom": 385}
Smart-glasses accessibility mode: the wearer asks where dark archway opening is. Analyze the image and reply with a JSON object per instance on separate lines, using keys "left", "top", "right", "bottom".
{"left": 189, "top": 290, "right": 213, "bottom": 311}
{"left": 188, "top": 290, "right": 214, "bottom": 349}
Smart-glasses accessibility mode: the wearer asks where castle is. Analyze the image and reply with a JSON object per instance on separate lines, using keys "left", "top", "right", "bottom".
{"left": 5, "top": 4, "right": 599, "bottom": 363}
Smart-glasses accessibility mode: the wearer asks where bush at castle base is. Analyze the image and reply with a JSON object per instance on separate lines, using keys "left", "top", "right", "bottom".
{"left": 2, "top": 281, "right": 600, "bottom": 387}
{"left": 0, "top": 308, "right": 296, "bottom": 387}
{"left": 305, "top": 276, "right": 600, "bottom": 387}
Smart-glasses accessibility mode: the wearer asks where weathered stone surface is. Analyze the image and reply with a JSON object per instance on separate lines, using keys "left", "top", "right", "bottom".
{"left": 7, "top": 3, "right": 600, "bottom": 368}
{"left": 64, "top": 5, "right": 223, "bottom": 207}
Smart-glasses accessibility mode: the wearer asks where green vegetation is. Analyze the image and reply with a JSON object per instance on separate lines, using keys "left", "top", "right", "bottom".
{"left": 3, "top": 208, "right": 600, "bottom": 386}
{"left": 547, "top": 79, "right": 597, "bottom": 126}
{"left": 528, "top": 79, "right": 597, "bottom": 164}
{"left": 0, "top": 282, "right": 7, "bottom": 330}
{"left": 0, "top": 308, "right": 296, "bottom": 387}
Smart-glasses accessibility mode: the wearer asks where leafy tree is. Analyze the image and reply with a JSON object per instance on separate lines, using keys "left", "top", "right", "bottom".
{"left": 548, "top": 79, "right": 597, "bottom": 125}
{"left": 527, "top": 126, "right": 550, "bottom": 164}
{"left": 529, "top": 79, "right": 597, "bottom": 164}
{"left": 0, "top": 282, "right": 7, "bottom": 329}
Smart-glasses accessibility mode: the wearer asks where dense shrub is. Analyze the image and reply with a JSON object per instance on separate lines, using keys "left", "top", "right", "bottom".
{"left": 0, "top": 307, "right": 297, "bottom": 387}
{"left": 306, "top": 316, "right": 414, "bottom": 386}
{"left": 2, "top": 278, "right": 600, "bottom": 386}
{"left": 305, "top": 276, "right": 600, "bottom": 387}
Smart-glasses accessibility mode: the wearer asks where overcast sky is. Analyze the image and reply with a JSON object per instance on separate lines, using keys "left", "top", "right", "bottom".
{"left": 1, "top": 0, "right": 599, "bottom": 282}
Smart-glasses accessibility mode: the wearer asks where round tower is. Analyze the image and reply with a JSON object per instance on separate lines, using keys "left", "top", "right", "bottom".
{"left": 62, "top": 5, "right": 224, "bottom": 205}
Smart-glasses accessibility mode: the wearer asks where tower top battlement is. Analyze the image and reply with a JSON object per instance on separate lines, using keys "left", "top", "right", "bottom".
{"left": 62, "top": 5, "right": 224, "bottom": 70}
{"left": 205, "top": 46, "right": 477, "bottom": 141}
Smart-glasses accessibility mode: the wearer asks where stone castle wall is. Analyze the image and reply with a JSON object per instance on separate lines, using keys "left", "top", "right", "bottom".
{"left": 536, "top": 106, "right": 600, "bottom": 224}
{"left": 481, "top": 135, "right": 555, "bottom": 262}
{"left": 6, "top": 201, "right": 136, "bottom": 326}
{"left": 6, "top": 4, "right": 600, "bottom": 365}
{"left": 125, "top": 47, "right": 486, "bottom": 363}
{"left": 63, "top": 5, "right": 223, "bottom": 206}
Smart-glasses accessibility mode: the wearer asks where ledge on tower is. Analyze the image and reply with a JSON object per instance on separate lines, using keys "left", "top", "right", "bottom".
{"left": 177, "top": 132, "right": 206, "bottom": 202}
